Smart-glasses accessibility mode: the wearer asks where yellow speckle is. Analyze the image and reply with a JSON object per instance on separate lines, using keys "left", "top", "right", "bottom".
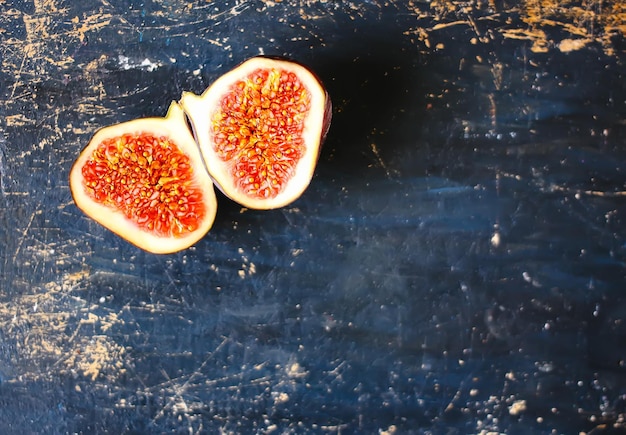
{"left": 509, "top": 399, "right": 527, "bottom": 415}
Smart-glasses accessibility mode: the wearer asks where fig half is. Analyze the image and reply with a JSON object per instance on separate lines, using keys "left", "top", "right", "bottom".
{"left": 69, "top": 102, "right": 217, "bottom": 254}
{"left": 181, "top": 56, "right": 332, "bottom": 210}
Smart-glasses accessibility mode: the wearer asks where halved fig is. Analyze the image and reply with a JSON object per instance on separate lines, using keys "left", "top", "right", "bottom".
{"left": 69, "top": 102, "right": 217, "bottom": 254}
{"left": 180, "top": 56, "right": 332, "bottom": 210}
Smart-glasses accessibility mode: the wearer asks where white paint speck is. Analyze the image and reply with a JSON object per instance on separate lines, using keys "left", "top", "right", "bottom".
{"left": 117, "top": 55, "right": 161, "bottom": 72}
{"left": 490, "top": 231, "right": 501, "bottom": 248}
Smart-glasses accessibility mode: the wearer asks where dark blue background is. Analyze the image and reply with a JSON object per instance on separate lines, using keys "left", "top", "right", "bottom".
{"left": 0, "top": 1, "right": 625, "bottom": 433}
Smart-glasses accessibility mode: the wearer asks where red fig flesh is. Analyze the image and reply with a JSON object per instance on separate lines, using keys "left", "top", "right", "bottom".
{"left": 181, "top": 56, "right": 331, "bottom": 209}
{"left": 69, "top": 102, "right": 217, "bottom": 254}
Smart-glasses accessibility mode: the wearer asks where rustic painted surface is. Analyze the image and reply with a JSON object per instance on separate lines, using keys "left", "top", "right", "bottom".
{"left": 0, "top": 0, "right": 625, "bottom": 432}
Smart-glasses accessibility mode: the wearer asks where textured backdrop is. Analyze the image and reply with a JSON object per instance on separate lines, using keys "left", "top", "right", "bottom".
{"left": 1, "top": 0, "right": 625, "bottom": 433}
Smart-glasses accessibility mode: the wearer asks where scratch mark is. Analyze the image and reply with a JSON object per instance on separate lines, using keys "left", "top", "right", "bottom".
{"left": 431, "top": 20, "right": 469, "bottom": 31}
{"left": 549, "top": 184, "right": 626, "bottom": 198}
{"left": 13, "top": 209, "right": 38, "bottom": 262}
{"left": 97, "top": 0, "right": 131, "bottom": 27}
{"left": 370, "top": 142, "right": 397, "bottom": 179}
{"left": 151, "top": 337, "right": 230, "bottom": 424}
{"left": 0, "top": 139, "right": 6, "bottom": 196}
{"left": 488, "top": 94, "right": 497, "bottom": 131}
{"left": 8, "top": 44, "right": 34, "bottom": 100}
{"left": 70, "top": 14, "right": 113, "bottom": 43}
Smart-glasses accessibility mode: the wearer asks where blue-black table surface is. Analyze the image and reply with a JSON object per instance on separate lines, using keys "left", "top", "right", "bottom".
{"left": 1, "top": 1, "right": 625, "bottom": 433}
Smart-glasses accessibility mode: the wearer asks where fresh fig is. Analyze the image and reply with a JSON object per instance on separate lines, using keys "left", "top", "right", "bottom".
{"left": 181, "top": 56, "right": 332, "bottom": 210}
{"left": 69, "top": 102, "right": 217, "bottom": 254}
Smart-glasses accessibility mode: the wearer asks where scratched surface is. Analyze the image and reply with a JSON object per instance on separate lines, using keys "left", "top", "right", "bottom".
{"left": 0, "top": 0, "right": 625, "bottom": 433}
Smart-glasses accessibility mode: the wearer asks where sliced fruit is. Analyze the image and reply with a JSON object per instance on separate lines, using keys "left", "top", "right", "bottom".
{"left": 181, "top": 56, "right": 332, "bottom": 210}
{"left": 69, "top": 102, "right": 217, "bottom": 254}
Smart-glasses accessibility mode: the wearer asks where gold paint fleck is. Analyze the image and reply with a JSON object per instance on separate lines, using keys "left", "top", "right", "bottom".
{"left": 510, "top": 0, "right": 626, "bottom": 55}
{"left": 558, "top": 38, "right": 592, "bottom": 52}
